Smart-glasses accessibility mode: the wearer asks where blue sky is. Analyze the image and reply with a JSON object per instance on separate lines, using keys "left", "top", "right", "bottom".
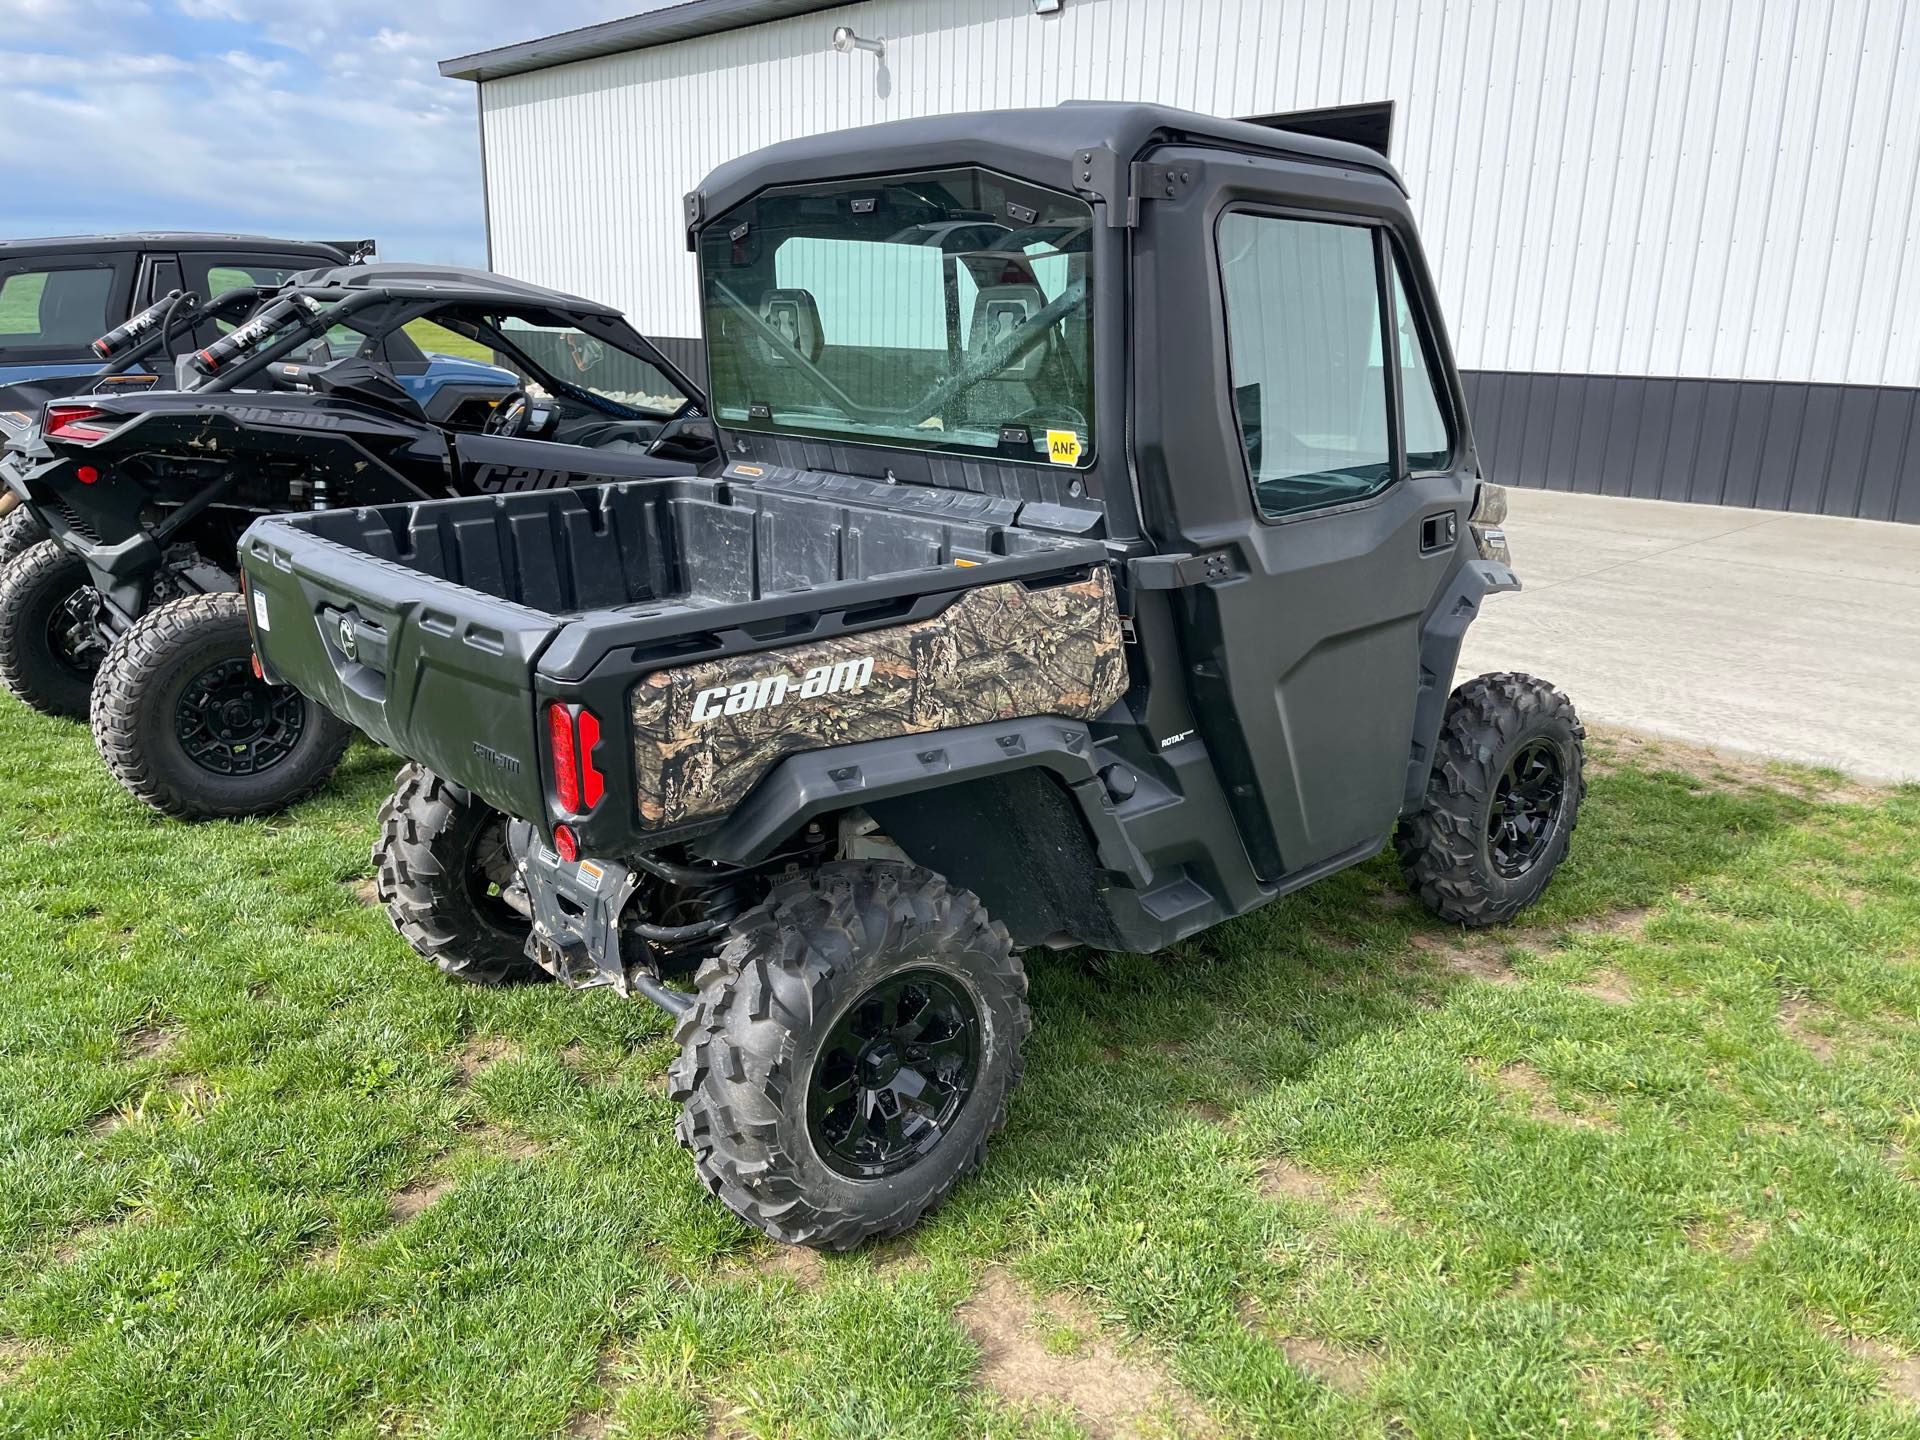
{"left": 0, "top": 0, "right": 663, "bottom": 264}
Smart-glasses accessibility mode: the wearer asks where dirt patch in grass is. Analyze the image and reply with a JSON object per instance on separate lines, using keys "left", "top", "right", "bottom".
{"left": 1407, "top": 930, "right": 1519, "bottom": 985}
{"left": 960, "top": 1268, "right": 1218, "bottom": 1438}
{"left": 1841, "top": 1335, "right": 1920, "bottom": 1407}
{"left": 1490, "top": 1061, "right": 1617, "bottom": 1131}
{"left": 125, "top": 1027, "right": 178, "bottom": 1061}
{"left": 1256, "top": 1158, "right": 1387, "bottom": 1220}
{"left": 1686, "top": 1215, "right": 1768, "bottom": 1260}
{"left": 389, "top": 1173, "right": 457, "bottom": 1222}
{"left": 0, "top": 1337, "right": 42, "bottom": 1382}
{"left": 1778, "top": 1000, "right": 1839, "bottom": 1062}
{"left": 1278, "top": 1335, "right": 1378, "bottom": 1394}
{"left": 349, "top": 876, "right": 380, "bottom": 907}
{"left": 1235, "top": 1295, "right": 1379, "bottom": 1394}
{"left": 1590, "top": 727, "right": 1882, "bottom": 806}
{"left": 1572, "top": 969, "right": 1637, "bottom": 1005}
{"left": 732, "top": 1244, "right": 826, "bottom": 1290}
{"left": 454, "top": 1035, "right": 519, "bottom": 1082}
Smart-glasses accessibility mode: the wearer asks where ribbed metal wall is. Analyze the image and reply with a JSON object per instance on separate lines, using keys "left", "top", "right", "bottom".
{"left": 476, "top": 0, "right": 1920, "bottom": 518}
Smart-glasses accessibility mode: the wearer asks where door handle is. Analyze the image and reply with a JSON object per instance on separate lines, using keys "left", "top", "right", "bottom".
{"left": 1419, "top": 512, "right": 1458, "bottom": 554}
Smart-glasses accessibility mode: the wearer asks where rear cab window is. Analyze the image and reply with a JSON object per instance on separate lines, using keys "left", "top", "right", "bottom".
{"left": 1216, "top": 212, "right": 1455, "bottom": 519}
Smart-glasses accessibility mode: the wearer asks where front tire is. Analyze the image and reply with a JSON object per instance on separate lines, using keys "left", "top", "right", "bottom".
{"left": 0, "top": 539, "right": 105, "bottom": 718}
{"left": 373, "top": 763, "right": 543, "bottom": 986}
{"left": 1396, "top": 671, "right": 1586, "bottom": 926}
{"left": 0, "top": 507, "right": 50, "bottom": 568}
{"left": 91, "top": 591, "right": 352, "bottom": 819}
{"left": 669, "top": 861, "right": 1028, "bottom": 1250}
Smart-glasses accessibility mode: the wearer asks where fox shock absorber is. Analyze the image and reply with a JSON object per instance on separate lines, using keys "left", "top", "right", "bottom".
{"left": 90, "top": 290, "right": 194, "bottom": 360}
{"left": 190, "top": 295, "right": 325, "bottom": 375}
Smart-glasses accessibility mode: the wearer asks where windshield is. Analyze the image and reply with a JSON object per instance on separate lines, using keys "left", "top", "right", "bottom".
{"left": 699, "top": 167, "right": 1094, "bottom": 467}
{"left": 486, "top": 317, "right": 687, "bottom": 416}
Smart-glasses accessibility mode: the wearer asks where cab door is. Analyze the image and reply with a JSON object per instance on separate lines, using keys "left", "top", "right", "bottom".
{"left": 1130, "top": 146, "right": 1479, "bottom": 883}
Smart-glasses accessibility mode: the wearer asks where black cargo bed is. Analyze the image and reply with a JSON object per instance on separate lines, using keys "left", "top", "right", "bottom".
{"left": 239, "top": 475, "right": 1109, "bottom": 828}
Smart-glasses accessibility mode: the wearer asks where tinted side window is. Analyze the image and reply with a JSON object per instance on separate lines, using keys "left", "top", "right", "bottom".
{"left": 0, "top": 266, "right": 116, "bottom": 345}
{"left": 1219, "top": 214, "right": 1391, "bottom": 518}
{"left": 194, "top": 258, "right": 306, "bottom": 336}
{"left": 1393, "top": 263, "right": 1452, "bottom": 471}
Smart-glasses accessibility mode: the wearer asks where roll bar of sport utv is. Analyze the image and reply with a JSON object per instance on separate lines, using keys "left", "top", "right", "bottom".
{"left": 238, "top": 104, "right": 1581, "bottom": 1250}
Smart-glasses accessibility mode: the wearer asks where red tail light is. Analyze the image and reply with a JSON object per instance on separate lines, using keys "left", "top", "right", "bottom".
{"left": 43, "top": 404, "right": 118, "bottom": 444}
{"left": 546, "top": 700, "right": 605, "bottom": 815}
{"left": 548, "top": 702, "right": 580, "bottom": 812}
{"left": 577, "top": 708, "right": 605, "bottom": 809}
{"left": 552, "top": 824, "right": 580, "bottom": 863}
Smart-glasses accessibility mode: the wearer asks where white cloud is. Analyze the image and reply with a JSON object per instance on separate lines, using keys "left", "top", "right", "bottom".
{"left": 0, "top": 0, "right": 671, "bottom": 266}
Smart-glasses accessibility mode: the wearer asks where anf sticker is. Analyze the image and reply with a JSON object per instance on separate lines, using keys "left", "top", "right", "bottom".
{"left": 1046, "top": 429, "right": 1082, "bottom": 465}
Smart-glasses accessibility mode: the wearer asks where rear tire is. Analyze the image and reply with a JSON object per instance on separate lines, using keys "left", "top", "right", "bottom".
{"left": 0, "top": 539, "right": 104, "bottom": 718}
{"left": 0, "top": 507, "right": 50, "bottom": 568}
{"left": 1396, "top": 671, "right": 1586, "bottom": 926}
{"left": 91, "top": 591, "right": 352, "bottom": 819}
{"left": 669, "top": 861, "right": 1028, "bottom": 1250}
{"left": 373, "top": 763, "right": 543, "bottom": 986}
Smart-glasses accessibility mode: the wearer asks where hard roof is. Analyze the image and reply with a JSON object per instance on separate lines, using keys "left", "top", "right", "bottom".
{"left": 0, "top": 233, "right": 348, "bottom": 257}
{"left": 691, "top": 100, "right": 1404, "bottom": 227}
{"left": 287, "top": 262, "right": 622, "bottom": 317}
{"left": 441, "top": 0, "right": 852, "bottom": 82}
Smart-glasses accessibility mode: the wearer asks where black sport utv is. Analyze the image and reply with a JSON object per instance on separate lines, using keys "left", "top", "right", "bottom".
{"left": 0, "top": 232, "right": 370, "bottom": 561}
{"left": 239, "top": 104, "right": 1582, "bottom": 1249}
{"left": 0, "top": 264, "right": 714, "bottom": 819}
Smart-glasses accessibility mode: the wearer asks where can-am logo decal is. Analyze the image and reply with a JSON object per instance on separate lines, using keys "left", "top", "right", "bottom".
{"left": 690, "top": 657, "right": 874, "bottom": 724}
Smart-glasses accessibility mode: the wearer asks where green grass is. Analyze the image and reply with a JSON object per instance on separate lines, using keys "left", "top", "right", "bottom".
{"left": 402, "top": 319, "right": 497, "bottom": 366}
{"left": 0, "top": 274, "right": 48, "bottom": 337}
{"left": 0, "top": 701, "right": 1917, "bottom": 1439}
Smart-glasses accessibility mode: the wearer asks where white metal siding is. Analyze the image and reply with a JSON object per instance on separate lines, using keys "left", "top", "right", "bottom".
{"left": 478, "top": 0, "right": 1920, "bottom": 388}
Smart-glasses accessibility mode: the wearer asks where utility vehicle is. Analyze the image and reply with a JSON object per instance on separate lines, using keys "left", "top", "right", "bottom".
{"left": 0, "top": 233, "right": 367, "bottom": 390}
{"left": 0, "top": 263, "right": 710, "bottom": 819}
{"left": 1, "top": 233, "right": 373, "bottom": 562}
{"left": 239, "top": 104, "right": 1583, "bottom": 1249}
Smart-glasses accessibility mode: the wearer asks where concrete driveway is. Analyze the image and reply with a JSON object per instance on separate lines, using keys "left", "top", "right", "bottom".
{"left": 1459, "top": 489, "right": 1920, "bottom": 783}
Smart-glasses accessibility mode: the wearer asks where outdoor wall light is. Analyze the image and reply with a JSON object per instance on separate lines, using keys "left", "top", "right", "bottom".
{"left": 830, "top": 25, "right": 885, "bottom": 59}
{"left": 1031, "top": 0, "right": 1065, "bottom": 13}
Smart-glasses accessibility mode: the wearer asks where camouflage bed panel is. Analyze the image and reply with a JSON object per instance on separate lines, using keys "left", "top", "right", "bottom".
{"left": 628, "top": 567, "right": 1128, "bottom": 827}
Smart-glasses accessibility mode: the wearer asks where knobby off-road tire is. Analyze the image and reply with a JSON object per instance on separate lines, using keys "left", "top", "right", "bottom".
{"left": 91, "top": 591, "right": 352, "bottom": 819}
{"left": 0, "top": 539, "right": 102, "bottom": 718}
{"left": 669, "top": 861, "right": 1029, "bottom": 1250}
{"left": 0, "top": 507, "right": 49, "bottom": 568}
{"left": 1396, "top": 671, "right": 1586, "bottom": 927}
{"left": 373, "top": 762, "right": 543, "bottom": 986}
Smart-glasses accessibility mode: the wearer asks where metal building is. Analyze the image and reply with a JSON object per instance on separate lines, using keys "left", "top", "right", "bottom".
{"left": 444, "top": 0, "right": 1920, "bottom": 522}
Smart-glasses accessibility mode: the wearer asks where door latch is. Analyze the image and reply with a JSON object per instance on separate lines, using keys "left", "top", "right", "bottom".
{"left": 1419, "top": 512, "right": 1458, "bottom": 554}
{"left": 1126, "top": 550, "right": 1234, "bottom": 590}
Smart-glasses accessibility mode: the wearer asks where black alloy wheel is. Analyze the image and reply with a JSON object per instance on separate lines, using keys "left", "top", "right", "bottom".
{"left": 1487, "top": 737, "right": 1567, "bottom": 878}
{"left": 174, "top": 654, "right": 308, "bottom": 775}
{"left": 806, "top": 969, "right": 982, "bottom": 1179}
{"left": 92, "top": 591, "right": 353, "bottom": 819}
{"left": 0, "top": 539, "right": 106, "bottom": 718}
{"left": 670, "top": 861, "right": 1029, "bottom": 1249}
{"left": 1396, "top": 671, "right": 1587, "bottom": 927}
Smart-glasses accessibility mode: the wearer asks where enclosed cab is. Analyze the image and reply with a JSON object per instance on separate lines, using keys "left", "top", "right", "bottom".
{"left": 240, "top": 104, "right": 1582, "bottom": 1249}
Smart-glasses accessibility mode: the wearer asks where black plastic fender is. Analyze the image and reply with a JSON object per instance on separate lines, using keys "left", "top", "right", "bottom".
{"left": 1401, "top": 558, "right": 1520, "bottom": 812}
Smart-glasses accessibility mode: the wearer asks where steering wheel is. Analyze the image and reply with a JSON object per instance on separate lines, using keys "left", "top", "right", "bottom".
{"left": 646, "top": 401, "right": 716, "bottom": 461}
{"left": 484, "top": 389, "right": 535, "bottom": 438}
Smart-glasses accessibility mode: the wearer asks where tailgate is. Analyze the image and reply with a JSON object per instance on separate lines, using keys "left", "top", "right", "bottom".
{"left": 240, "top": 516, "right": 559, "bottom": 818}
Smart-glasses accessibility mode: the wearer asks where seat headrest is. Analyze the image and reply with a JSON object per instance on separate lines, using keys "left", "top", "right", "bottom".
{"left": 759, "top": 288, "right": 823, "bottom": 365}
{"left": 968, "top": 284, "right": 1048, "bottom": 378}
